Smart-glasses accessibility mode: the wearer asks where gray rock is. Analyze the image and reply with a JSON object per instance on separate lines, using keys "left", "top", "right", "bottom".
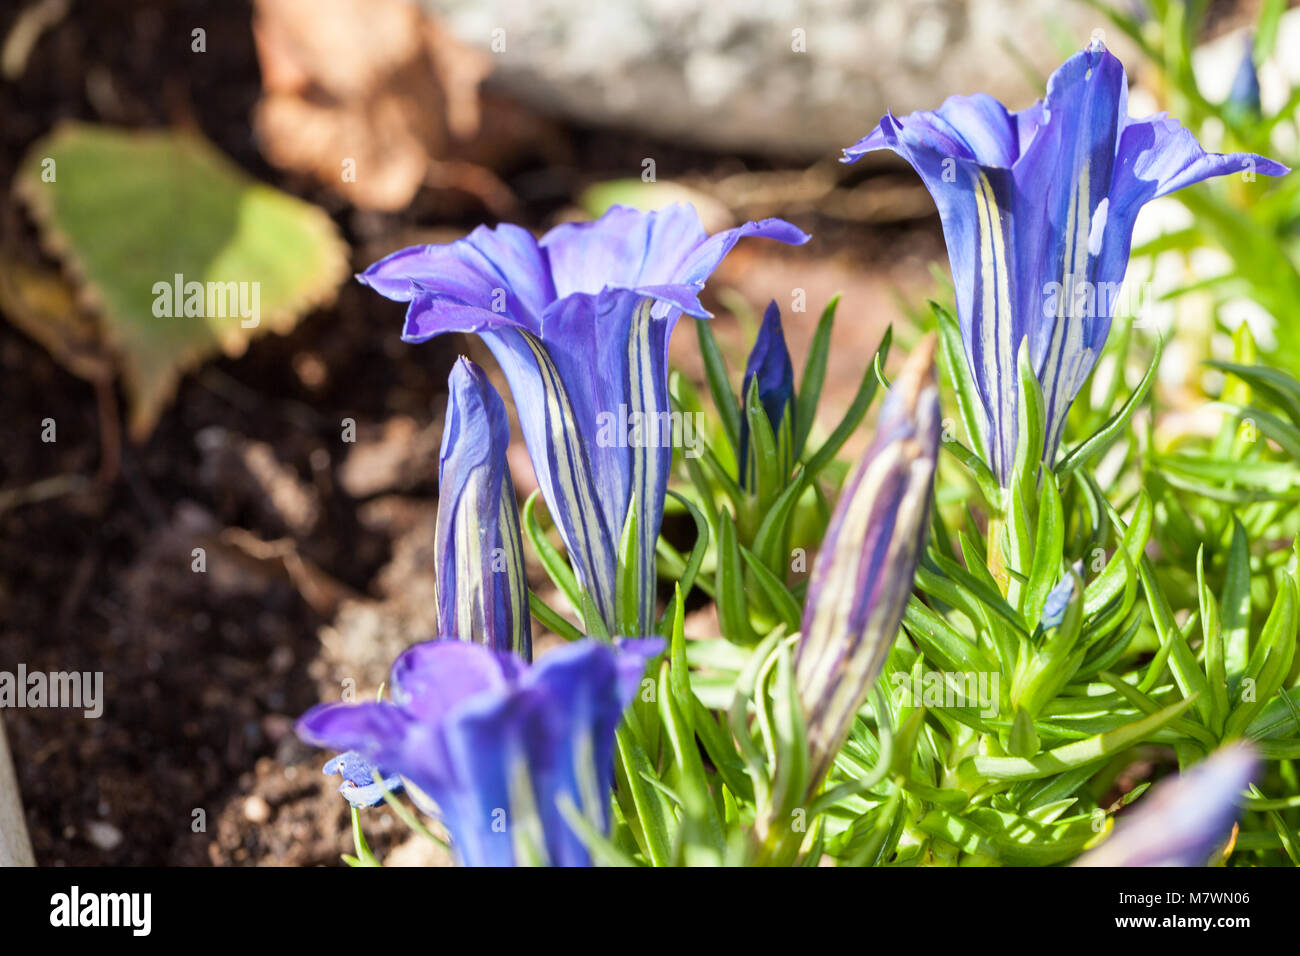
{"left": 416, "top": 0, "right": 1135, "bottom": 158}
{"left": 0, "top": 718, "right": 35, "bottom": 865}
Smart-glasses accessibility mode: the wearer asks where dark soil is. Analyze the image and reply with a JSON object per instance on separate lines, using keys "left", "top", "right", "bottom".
{"left": 0, "top": 0, "right": 941, "bottom": 865}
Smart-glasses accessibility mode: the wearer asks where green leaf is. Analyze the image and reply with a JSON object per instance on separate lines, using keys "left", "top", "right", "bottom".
{"left": 961, "top": 697, "right": 1197, "bottom": 782}
{"left": 667, "top": 587, "right": 692, "bottom": 727}
{"left": 1014, "top": 571, "right": 1085, "bottom": 717}
{"left": 1023, "top": 471, "right": 1064, "bottom": 628}
{"left": 940, "top": 435, "right": 1003, "bottom": 509}
{"left": 1153, "top": 455, "right": 1300, "bottom": 501}
{"left": 1009, "top": 706, "right": 1040, "bottom": 758}
{"left": 528, "top": 592, "right": 584, "bottom": 642}
{"left": 696, "top": 319, "right": 742, "bottom": 457}
{"left": 739, "top": 543, "right": 802, "bottom": 633}
{"left": 811, "top": 686, "right": 895, "bottom": 815}
{"left": 615, "top": 494, "right": 641, "bottom": 637}
{"left": 556, "top": 796, "right": 641, "bottom": 867}
{"left": 728, "top": 633, "right": 786, "bottom": 811}
{"left": 794, "top": 294, "right": 840, "bottom": 459}
{"left": 1221, "top": 520, "right": 1254, "bottom": 677}
{"left": 522, "top": 492, "right": 583, "bottom": 615}
{"left": 920, "top": 554, "right": 1029, "bottom": 639}
{"left": 698, "top": 444, "right": 747, "bottom": 513}
{"left": 692, "top": 698, "right": 754, "bottom": 803}
{"left": 579, "top": 588, "right": 611, "bottom": 640}
{"left": 902, "top": 597, "right": 998, "bottom": 674}
{"left": 1256, "top": 0, "right": 1286, "bottom": 62}
{"left": 1197, "top": 546, "right": 1229, "bottom": 733}
{"left": 1245, "top": 687, "right": 1300, "bottom": 740}
{"left": 614, "top": 723, "right": 674, "bottom": 867}
{"left": 1138, "top": 556, "right": 1211, "bottom": 724}
{"left": 838, "top": 790, "right": 905, "bottom": 867}
{"left": 1205, "top": 361, "right": 1300, "bottom": 426}
{"left": 802, "top": 326, "right": 891, "bottom": 477}
{"left": 1250, "top": 784, "right": 1300, "bottom": 866}
{"left": 715, "top": 513, "right": 759, "bottom": 646}
{"left": 15, "top": 123, "right": 349, "bottom": 438}
{"left": 1220, "top": 403, "right": 1300, "bottom": 460}
{"left": 1098, "top": 672, "right": 1219, "bottom": 751}
{"left": 764, "top": 640, "right": 811, "bottom": 843}
{"left": 933, "top": 301, "right": 988, "bottom": 463}
{"left": 1225, "top": 569, "right": 1298, "bottom": 738}
{"left": 657, "top": 490, "right": 710, "bottom": 618}
{"left": 744, "top": 374, "right": 782, "bottom": 502}
{"left": 1081, "top": 521, "right": 1139, "bottom": 627}
{"left": 1058, "top": 335, "right": 1162, "bottom": 476}
{"left": 750, "top": 472, "right": 809, "bottom": 572}
{"left": 1010, "top": 339, "right": 1046, "bottom": 500}
{"left": 657, "top": 664, "right": 727, "bottom": 861}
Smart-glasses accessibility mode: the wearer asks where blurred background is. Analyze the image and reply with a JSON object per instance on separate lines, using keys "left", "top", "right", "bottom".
{"left": 0, "top": 0, "right": 1296, "bottom": 865}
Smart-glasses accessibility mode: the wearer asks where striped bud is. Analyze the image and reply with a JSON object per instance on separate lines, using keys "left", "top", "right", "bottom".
{"left": 796, "top": 335, "right": 940, "bottom": 786}
{"left": 436, "top": 358, "right": 531, "bottom": 660}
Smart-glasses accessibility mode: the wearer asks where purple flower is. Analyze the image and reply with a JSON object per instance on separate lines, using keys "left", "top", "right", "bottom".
{"left": 437, "top": 358, "right": 530, "bottom": 659}
{"left": 845, "top": 40, "right": 1287, "bottom": 485}
{"left": 322, "top": 751, "right": 402, "bottom": 809}
{"left": 298, "top": 637, "right": 663, "bottom": 866}
{"left": 738, "top": 300, "right": 796, "bottom": 487}
{"left": 796, "top": 337, "right": 941, "bottom": 786}
{"left": 360, "top": 205, "right": 808, "bottom": 635}
{"left": 1076, "top": 744, "right": 1257, "bottom": 866}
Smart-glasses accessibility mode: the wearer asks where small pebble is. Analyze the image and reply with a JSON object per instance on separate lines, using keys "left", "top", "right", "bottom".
{"left": 86, "top": 821, "right": 123, "bottom": 851}
{"left": 243, "top": 795, "right": 272, "bottom": 824}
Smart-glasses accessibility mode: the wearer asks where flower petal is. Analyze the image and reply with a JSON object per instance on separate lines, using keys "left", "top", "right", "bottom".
{"left": 520, "top": 638, "right": 664, "bottom": 863}
{"left": 478, "top": 325, "right": 623, "bottom": 631}
{"left": 1014, "top": 41, "right": 1128, "bottom": 461}
{"left": 672, "top": 217, "right": 811, "bottom": 289}
{"left": 389, "top": 639, "right": 519, "bottom": 724}
{"left": 540, "top": 204, "right": 710, "bottom": 296}
{"left": 359, "top": 223, "right": 553, "bottom": 319}
{"left": 844, "top": 93, "right": 1024, "bottom": 168}
{"left": 296, "top": 701, "right": 411, "bottom": 767}
{"left": 437, "top": 686, "right": 544, "bottom": 866}
{"left": 1076, "top": 744, "right": 1257, "bottom": 867}
{"left": 322, "top": 751, "right": 402, "bottom": 808}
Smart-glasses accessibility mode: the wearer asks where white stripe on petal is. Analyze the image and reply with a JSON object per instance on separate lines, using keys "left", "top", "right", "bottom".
{"left": 972, "top": 171, "right": 1016, "bottom": 477}
{"left": 521, "top": 332, "right": 617, "bottom": 629}
{"left": 455, "top": 471, "right": 486, "bottom": 641}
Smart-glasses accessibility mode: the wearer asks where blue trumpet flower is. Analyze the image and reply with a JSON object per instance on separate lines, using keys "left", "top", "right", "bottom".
{"left": 845, "top": 40, "right": 1287, "bottom": 484}
{"left": 298, "top": 637, "right": 663, "bottom": 866}
{"left": 1077, "top": 744, "right": 1256, "bottom": 866}
{"left": 437, "top": 358, "right": 531, "bottom": 660}
{"left": 322, "top": 751, "right": 402, "bottom": 809}
{"left": 738, "top": 300, "right": 796, "bottom": 488}
{"left": 796, "top": 338, "right": 941, "bottom": 786}
{"left": 360, "top": 205, "right": 808, "bottom": 635}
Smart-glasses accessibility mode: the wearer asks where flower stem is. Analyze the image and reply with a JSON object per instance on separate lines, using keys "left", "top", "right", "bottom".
{"left": 986, "top": 514, "right": 1010, "bottom": 594}
{"left": 382, "top": 792, "right": 450, "bottom": 851}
